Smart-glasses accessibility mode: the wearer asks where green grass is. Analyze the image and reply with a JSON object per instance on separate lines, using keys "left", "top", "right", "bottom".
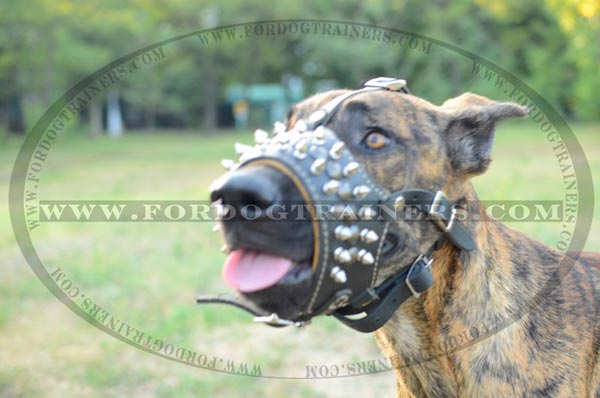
{"left": 0, "top": 121, "right": 599, "bottom": 397}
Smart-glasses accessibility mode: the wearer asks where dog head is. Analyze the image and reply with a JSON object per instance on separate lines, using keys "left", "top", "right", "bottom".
{"left": 209, "top": 82, "right": 526, "bottom": 324}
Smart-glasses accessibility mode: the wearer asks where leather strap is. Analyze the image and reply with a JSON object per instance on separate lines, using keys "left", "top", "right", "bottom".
{"left": 195, "top": 293, "right": 269, "bottom": 317}
{"left": 387, "top": 189, "right": 475, "bottom": 252}
{"left": 333, "top": 253, "right": 433, "bottom": 333}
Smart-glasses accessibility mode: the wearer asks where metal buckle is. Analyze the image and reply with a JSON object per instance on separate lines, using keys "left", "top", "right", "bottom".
{"left": 363, "top": 77, "right": 407, "bottom": 91}
{"left": 405, "top": 254, "right": 433, "bottom": 298}
{"left": 430, "top": 191, "right": 456, "bottom": 232}
{"left": 253, "top": 313, "right": 310, "bottom": 328}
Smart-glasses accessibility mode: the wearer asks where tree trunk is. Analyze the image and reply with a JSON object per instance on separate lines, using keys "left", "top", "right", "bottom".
{"left": 202, "top": 54, "right": 218, "bottom": 132}
{"left": 8, "top": 95, "right": 26, "bottom": 134}
{"left": 89, "top": 98, "right": 102, "bottom": 137}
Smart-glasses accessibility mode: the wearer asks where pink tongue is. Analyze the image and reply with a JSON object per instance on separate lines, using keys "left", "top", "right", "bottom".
{"left": 223, "top": 249, "right": 293, "bottom": 292}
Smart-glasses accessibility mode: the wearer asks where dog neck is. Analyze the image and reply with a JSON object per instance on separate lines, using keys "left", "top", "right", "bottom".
{"left": 374, "top": 183, "right": 558, "bottom": 397}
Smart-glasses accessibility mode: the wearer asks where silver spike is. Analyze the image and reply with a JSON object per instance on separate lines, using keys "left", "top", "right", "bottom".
{"left": 309, "top": 110, "right": 327, "bottom": 125}
{"left": 329, "top": 141, "right": 345, "bottom": 160}
{"left": 212, "top": 224, "right": 220, "bottom": 232}
{"left": 254, "top": 129, "right": 269, "bottom": 144}
{"left": 343, "top": 162, "right": 360, "bottom": 177}
{"left": 353, "top": 185, "right": 371, "bottom": 199}
{"left": 358, "top": 206, "right": 377, "bottom": 220}
{"left": 360, "top": 229, "right": 379, "bottom": 244}
{"left": 330, "top": 266, "right": 347, "bottom": 284}
{"left": 323, "top": 180, "right": 340, "bottom": 195}
{"left": 293, "top": 150, "right": 307, "bottom": 160}
{"left": 274, "top": 121, "right": 287, "bottom": 135}
{"left": 294, "top": 119, "right": 307, "bottom": 132}
{"left": 220, "top": 159, "right": 235, "bottom": 170}
{"left": 295, "top": 139, "right": 308, "bottom": 153}
{"left": 326, "top": 162, "right": 342, "bottom": 179}
{"left": 334, "top": 225, "right": 353, "bottom": 241}
{"left": 310, "top": 158, "right": 326, "bottom": 175}
{"left": 394, "top": 195, "right": 405, "bottom": 210}
{"left": 234, "top": 142, "right": 253, "bottom": 155}
{"left": 313, "top": 126, "right": 326, "bottom": 140}
{"left": 357, "top": 249, "right": 375, "bottom": 265}
{"left": 334, "top": 247, "right": 353, "bottom": 264}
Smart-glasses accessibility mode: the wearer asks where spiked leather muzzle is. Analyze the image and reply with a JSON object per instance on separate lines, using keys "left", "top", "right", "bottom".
{"left": 198, "top": 78, "right": 475, "bottom": 333}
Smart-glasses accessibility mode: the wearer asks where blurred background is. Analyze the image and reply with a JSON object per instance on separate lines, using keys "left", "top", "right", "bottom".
{"left": 1, "top": 1, "right": 599, "bottom": 397}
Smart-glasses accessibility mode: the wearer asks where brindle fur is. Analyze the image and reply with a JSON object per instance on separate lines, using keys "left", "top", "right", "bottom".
{"left": 286, "top": 90, "right": 600, "bottom": 398}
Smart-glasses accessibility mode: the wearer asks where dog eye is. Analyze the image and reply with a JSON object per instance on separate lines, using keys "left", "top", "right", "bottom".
{"left": 363, "top": 131, "right": 391, "bottom": 150}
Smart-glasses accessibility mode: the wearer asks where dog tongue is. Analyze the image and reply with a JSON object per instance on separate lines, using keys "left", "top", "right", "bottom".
{"left": 223, "top": 249, "right": 293, "bottom": 292}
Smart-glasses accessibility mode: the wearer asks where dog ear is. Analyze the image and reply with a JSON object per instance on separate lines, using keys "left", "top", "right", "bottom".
{"left": 441, "top": 93, "right": 527, "bottom": 176}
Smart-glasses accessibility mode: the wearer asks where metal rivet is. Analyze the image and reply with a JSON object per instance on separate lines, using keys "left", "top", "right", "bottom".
{"left": 220, "top": 159, "right": 235, "bottom": 170}
{"left": 357, "top": 249, "right": 375, "bottom": 265}
{"left": 234, "top": 142, "right": 253, "bottom": 155}
{"left": 309, "top": 145, "right": 327, "bottom": 159}
{"left": 326, "top": 162, "right": 343, "bottom": 179}
{"left": 358, "top": 206, "right": 377, "bottom": 220}
{"left": 353, "top": 185, "right": 371, "bottom": 199}
{"left": 334, "top": 247, "right": 353, "bottom": 264}
{"left": 329, "top": 141, "right": 345, "bottom": 160}
{"left": 337, "top": 183, "right": 352, "bottom": 200}
{"left": 360, "top": 229, "right": 379, "bottom": 244}
{"left": 343, "top": 162, "right": 360, "bottom": 177}
{"left": 309, "top": 110, "right": 327, "bottom": 125}
{"left": 274, "top": 121, "right": 286, "bottom": 135}
{"left": 330, "top": 266, "right": 347, "bottom": 284}
{"left": 294, "top": 119, "right": 307, "bottom": 132}
{"left": 310, "top": 158, "right": 326, "bottom": 175}
{"left": 334, "top": 225, "right": 353, "bottom": 241}
{"left": 394, "top": 195, "right": 405, "bottom": 210}
{"left": 254, "top": 129, "right": 269, "bottom": 144}
{"left": 323, "top": 180, "right": 340, "bottom": 195}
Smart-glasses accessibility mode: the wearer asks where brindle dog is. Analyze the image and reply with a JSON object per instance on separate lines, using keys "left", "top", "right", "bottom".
{"left": 212, "top": 88, "right": 600, "bottom": 397}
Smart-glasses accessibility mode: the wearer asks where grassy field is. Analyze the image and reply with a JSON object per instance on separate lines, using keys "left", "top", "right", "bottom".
{"left": 0, "top": 121, "right": 599, "bottom": 398}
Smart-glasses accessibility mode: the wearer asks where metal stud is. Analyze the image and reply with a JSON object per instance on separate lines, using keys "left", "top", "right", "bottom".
{"left": 353, "top": 185, "right": 371, "bottom": 199}
{"left": 313, "top": 126, "right": 326, "bottom": 140}
{"left": 330, "top": 266, "right": 347, "bottom": 284}
{"left": 310, "top": 158, "right": 326, "bottom": 175}
{"left": 337, "top": 183, "right": 352, "bottom": 200}
{"left": 323, "top": 180, "right": 340, "bottom": 195}
{"left": 220, "top": 159, "right": 235, "bottom": 170}
{"left": 294, "top": 119, "right": 307, "bottom": 132}
{"left": 329, "top": 141, "right": 345, "bottom": 160}
{"left": 293, "top": 150, "right": 307, "bottom": 160}
{"left": 357, "top": 249, "right": 375, "bottom": 265}
{"left": 295, "top": 139, "right": 308, "bottom": 153}
{"left": 309, "top": 109, "right": 327, "bottom": 125}
{"left": 358, "top": 206, "right": 377, "bottom": 220}
{"left": 394, "top": 195, "right": 405, "bottom": 210}
{"left": 234, "top": 142, "right": 253, "bottom": 156}
{"left": 326, "top": 162, "right": 342, "bottom": 179}
{"left": 343, "top": 162, "right": 360, "bottom": 177}
{"left": 360, "top": 229, "right": 379, "bottom": 244}
{"left": 334, "top": 225, "right": 353, "bottom": 241}
{"left": 254, "top": 129, "right": 269, "bottom": 144}
{"left": 334, "top": 247, "right": 353, "bottom": 264}
{"left": 274, "top": 121, "right": 286, "bottom": 135}
{"left": 331, "top": 204, "right": 345, "bottom": 218}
